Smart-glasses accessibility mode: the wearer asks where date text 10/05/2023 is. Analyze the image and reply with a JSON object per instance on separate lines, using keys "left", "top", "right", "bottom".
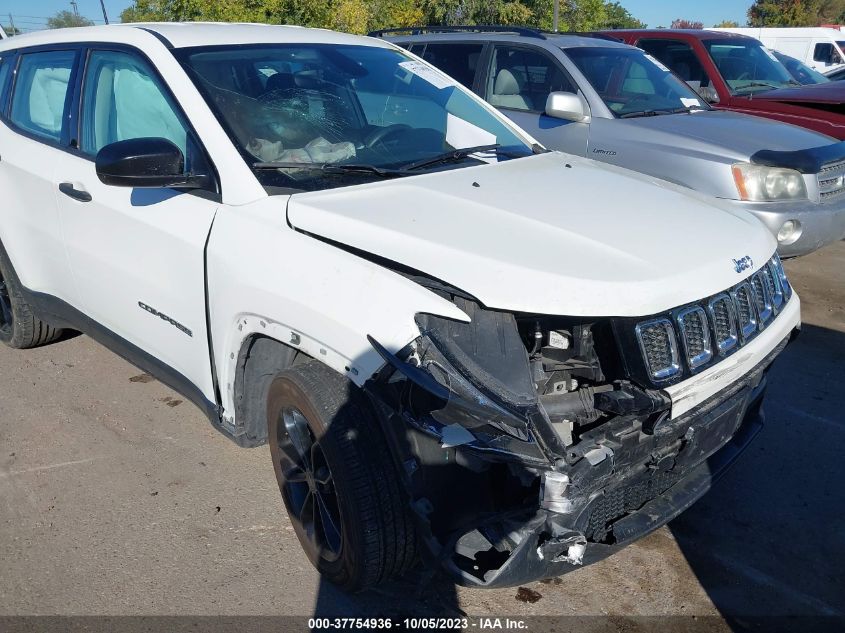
{"left": 308, "top": 618, "right": 529, "bottom": 630}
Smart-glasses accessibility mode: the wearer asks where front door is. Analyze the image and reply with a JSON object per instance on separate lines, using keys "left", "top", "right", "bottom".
{"left": 483, "top": 44, "right": 588, "bottom": 155}
{"left": 52, "top": 46, "right": 219, "bottom": 401}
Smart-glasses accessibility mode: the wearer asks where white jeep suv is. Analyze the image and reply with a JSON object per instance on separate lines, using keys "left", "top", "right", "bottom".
{"left": 0, "top": 23, "right": 800, "bottom": 590}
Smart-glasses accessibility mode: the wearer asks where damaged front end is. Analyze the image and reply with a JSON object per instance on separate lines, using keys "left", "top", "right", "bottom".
{"left": 365, "top": 284, "right": 790, "bottom": 587}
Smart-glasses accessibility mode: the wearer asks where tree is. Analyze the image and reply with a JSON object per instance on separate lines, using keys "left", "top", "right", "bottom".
{"left": 670, "top": 18, "right": 704, "bottom": 29}
{"left": 119, "top": 0, "right": 646, "bottom": 35}
{"left": 747, "top": 0, "right": 819, "bottom": 26}
{"left": 47, "top": 10, "right": 95, "bottom": 28}
{"left": 1, "top": 23, "right": 21, "bottom": 35}
{"left": 604, "top": 1, "right": 646, "bottom": 28}
{"left": 331, "top": 0, "right": 369, "bottom": 33}
{"left": 816, "top": 0, "right": 845, "bottom": 22}
{"left": 713, "top": 19, "right": 740, "bottom": 27}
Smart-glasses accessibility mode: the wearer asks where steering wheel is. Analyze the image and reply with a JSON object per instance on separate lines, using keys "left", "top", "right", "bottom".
{"left": 364, "top": 124, "right": 411, "bottom": 150}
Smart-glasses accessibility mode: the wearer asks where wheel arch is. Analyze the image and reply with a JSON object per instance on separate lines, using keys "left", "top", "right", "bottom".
{"left": 228, "top": 330, "right": 316, "bottom": 446}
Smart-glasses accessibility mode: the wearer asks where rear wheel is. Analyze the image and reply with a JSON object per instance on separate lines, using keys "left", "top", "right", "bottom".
{"left": 0, "top": 241, "right": 63, "bottom": 348}
{"left": 267, "top": 360, "right": 416, "bottom": 590}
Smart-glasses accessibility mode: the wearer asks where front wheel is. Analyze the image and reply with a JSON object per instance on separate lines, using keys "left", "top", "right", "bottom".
{"left": 267, "top": 360, "right": 416, "bottom": 590}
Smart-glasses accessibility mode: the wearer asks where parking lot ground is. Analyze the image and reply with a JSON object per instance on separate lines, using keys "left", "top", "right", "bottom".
{"left": 0, "top": 243, "right": 843, "bottom": 620}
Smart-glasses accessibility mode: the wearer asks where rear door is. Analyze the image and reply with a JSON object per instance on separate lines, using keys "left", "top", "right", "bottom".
{"left": 482, "top": 43, "right": 588, "bottom": 154}
{"left": 0, "top": 47, "right": 81, "bottom": 303}
{"left": 51, "top": 45, "right": 219, "bottom": 403}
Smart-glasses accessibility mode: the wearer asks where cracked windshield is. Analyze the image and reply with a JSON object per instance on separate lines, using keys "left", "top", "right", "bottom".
{"left": 178, "top": 44, "right": 534, "bottom": 191}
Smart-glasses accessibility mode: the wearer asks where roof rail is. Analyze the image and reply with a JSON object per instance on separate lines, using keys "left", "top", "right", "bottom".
{"left": 369, "top": 25, "right": 547, "bottom": 40}
{"left": 571, "top": 31, "right": 624, "bottom": 42}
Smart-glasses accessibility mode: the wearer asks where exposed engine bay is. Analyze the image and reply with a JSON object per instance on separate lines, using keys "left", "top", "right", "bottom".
{"left": 366, "top": 291, "right": 784, "bottom": 587}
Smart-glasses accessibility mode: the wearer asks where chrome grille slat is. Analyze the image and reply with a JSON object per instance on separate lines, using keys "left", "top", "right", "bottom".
{"left": 707, "top": 294, "right": 738, "bottom": 355}
{"left": 636, "top": 319, "right": 680, "bottom": 381}
{"left": 751, "top": 272, "right": 773, "bottom": 325}
{"left": 817, "top": 160, "right": 845, "bottom": 200}
{"left": 762, "top": 264, "right": 782, "bottom": 313}
{"left": 676, "top": 306, "right": 713, "bottom": 370}
{"left": 731, "top": 282, "right": 758, "bottom": 341}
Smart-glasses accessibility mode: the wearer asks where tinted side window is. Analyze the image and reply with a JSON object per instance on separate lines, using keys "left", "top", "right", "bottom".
{"left": 487, "top": 46, "right": 574, "bottom": 112}
{"left": 80, "top": 50, "right": 189, "bottom": 157}
{"left": 10, "top": 50, "right": 75, "bottom": 142}
{"left": 813, "top": 42, "right": 840, "bottom": 63}
{"left": 420, "top": 43, "right": 484, "bottom": 88}
{"left": 0, "top": 56, "right": 13, "bottom": 111}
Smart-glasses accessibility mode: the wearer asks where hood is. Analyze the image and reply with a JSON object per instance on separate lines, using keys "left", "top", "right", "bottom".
{"left": 287, "top": 153, "right": 776, "bottom": 317}
{"left": 753, "top": 81, "right": 845, "bottom": 104}
{"left": 613, "top": 109, "right": 836, "bottom": 157}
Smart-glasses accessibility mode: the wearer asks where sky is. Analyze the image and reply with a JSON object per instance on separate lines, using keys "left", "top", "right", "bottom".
{"left": 621, "top": 0, "right": 749, "bottom": 28}
{"left": 1, "top": 0, "right": 751, "bottom": 31}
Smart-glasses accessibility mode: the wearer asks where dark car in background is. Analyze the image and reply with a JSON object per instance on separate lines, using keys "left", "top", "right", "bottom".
{"left": 773, "top": 50, "right": 831, "bottom": 85}
{"left": 604, "top": 29, "right": 845, "bottom": 140}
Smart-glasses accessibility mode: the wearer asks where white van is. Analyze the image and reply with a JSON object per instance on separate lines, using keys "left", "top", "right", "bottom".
{"left": 711, "top": 27, "right": 845, "bottom": 72}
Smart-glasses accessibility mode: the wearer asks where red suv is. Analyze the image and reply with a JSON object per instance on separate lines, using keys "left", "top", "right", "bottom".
{"left": 604, "top": 29, "right": 845, "bottom": 139}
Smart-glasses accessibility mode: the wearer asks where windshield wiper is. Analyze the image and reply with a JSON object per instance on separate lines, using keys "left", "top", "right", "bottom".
{"left": 400, "top": 144, "right": 504, "bottom": 171}
{"left": 619, "top": 105, "right": 706, "bottom": 119}
{"left": 734, "top": 81, "right": 783, "bottom": 93}
{"left": 252, "top": 162, "right": 405, "bottom": 178}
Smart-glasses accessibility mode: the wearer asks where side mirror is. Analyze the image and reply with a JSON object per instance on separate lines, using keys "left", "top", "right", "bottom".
{"left": 95, "top": 138, "right": 208, "bottom": 189}
{"left": 687, "top": 81, "right": 720, "bottom": 104}
{"left": 545, "top": 92, "right": 589, "bottom": 122}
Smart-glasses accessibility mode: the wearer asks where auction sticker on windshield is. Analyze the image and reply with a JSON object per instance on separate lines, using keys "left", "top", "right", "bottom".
{"left": 397, "top": 60, "right": 454, "bottom": 90}
{"left": 644, "top": 53, "right": 672, "bottom": 73}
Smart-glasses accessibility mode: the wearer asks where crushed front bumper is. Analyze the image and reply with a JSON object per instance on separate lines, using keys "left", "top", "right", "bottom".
{"left": 437, "top": 334, "right": 790, "bottom": 588}
{"left": 448, "top": 380, "right": 766, "bottom": 587}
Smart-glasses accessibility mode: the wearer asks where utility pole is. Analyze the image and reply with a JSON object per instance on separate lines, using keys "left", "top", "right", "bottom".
{"left": 8, "top": 13, "right": 15, "bottom": 35}
{"left": 99, "top": 0, "right": 110, "bottom": 24}
{"left": 70, "top": 0, "right": 79, "bottom": 16}
{"left": 553, "top": 0, "right": 559, "bottom": 32}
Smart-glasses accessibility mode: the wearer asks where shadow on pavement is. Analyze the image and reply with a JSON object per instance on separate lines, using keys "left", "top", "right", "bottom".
{"left": 669, "top": 324, "right": 845, "bottom": 620}
{"left": 311, "top": 568, "right": 463, "bottom": 619}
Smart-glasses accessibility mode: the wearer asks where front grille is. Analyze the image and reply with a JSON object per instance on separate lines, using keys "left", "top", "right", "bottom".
{"left": 817, "top": 160, "right": 845, "bottom": 200}
{"left": 632, "top": 254, "right": 791, "bottom": 383}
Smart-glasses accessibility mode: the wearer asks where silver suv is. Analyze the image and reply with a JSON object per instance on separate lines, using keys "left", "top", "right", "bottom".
{"left": 376, "top": 26, "right": 845, "bottom": 257}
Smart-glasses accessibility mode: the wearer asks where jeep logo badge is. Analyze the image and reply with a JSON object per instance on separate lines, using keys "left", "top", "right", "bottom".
{"left": 733, "top": 256, "right": 753, "bottom": 273}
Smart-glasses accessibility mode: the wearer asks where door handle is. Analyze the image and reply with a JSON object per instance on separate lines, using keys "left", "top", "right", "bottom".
{"left": 58, "top": 182, "right": 92, "bottom": 203}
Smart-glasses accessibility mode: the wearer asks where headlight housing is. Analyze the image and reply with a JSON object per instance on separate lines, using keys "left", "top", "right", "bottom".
{"left": 732, "top": 163, "right": 808, "bottom": 202}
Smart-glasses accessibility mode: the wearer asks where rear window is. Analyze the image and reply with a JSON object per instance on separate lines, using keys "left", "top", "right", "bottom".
{"left": 419, "top": 43, "right": 484, "bottom": 88}
{"left": 10, "top": 50, "right": 75, "bottom": 142}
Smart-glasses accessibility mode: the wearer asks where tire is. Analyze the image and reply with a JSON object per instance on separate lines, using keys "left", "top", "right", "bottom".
{"left": 0, "top": 240, "right": 63, "bottom": 349}
{"left": 267, "top": 360, "right": 416, "bottom": 591}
